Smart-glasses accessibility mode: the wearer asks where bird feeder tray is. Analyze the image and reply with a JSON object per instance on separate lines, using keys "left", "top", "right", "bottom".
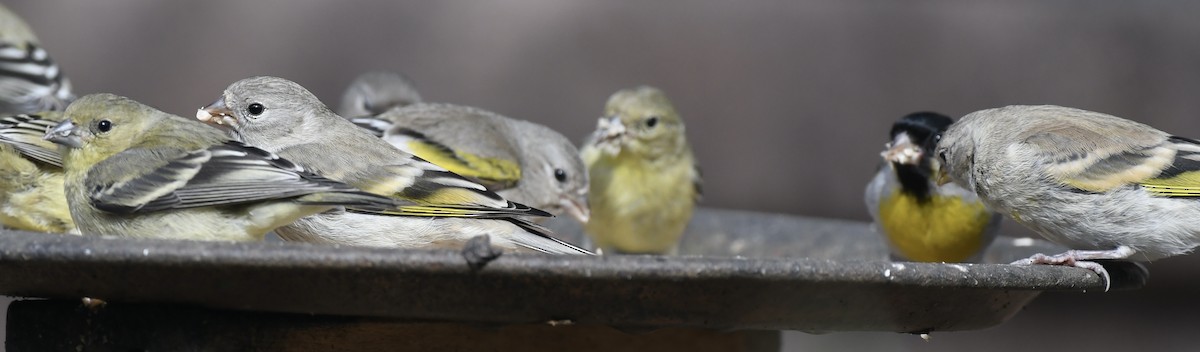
{"left": 0, "top": 207, "right": 1144, "bottom": 336}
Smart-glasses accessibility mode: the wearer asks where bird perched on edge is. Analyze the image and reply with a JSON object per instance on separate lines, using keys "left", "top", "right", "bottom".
{"left": 936, "top": 105, "right": 1200, "bottom": 289}
{"left": 0, "top": 112, "right": 75, "bottom": 233}
{"left": 865, "top": 112, "right": 1000, "bottom": 262}
{"left": 196, "top": 76, "right": 592, "bottom": 255}
{"left": 337, "top": 71, "right": 422, "bottom": 119}
{"left": 344, "top": 103, "right": 591, "bottom": 225}
{"left": 0, "top": 4, "right": 74, "bottom": 114}
{"left": 580, "top": 86, "right": 701, "bottom": 254}
{"left": 44, "top": 93, "right": 408, "bottom": 241}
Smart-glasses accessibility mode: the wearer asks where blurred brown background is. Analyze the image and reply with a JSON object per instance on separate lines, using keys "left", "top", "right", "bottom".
{"left": 6, "top": 1, "right": 1200, "bottom": 351}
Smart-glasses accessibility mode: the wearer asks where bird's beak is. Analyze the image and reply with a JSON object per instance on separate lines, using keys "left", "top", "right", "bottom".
{"left": 43, "top": 120, "right": 83, "bottom": 148}
{"left": 196, "top": 97, "right": 240, "bottom": 128}
{"left": 560, "top": 193, "right": 590, "bottom": 224}
{"left": 881, "top": 133, "right": 922, "bottom": 166}
{"left": 933, "top": 159, "right": 951, "bottom": 186}
{"left": 590, "top": 115, "right": 626, "bottom": 155}
{"left": 595, "top": 115, "right": 626, "bottom": 143}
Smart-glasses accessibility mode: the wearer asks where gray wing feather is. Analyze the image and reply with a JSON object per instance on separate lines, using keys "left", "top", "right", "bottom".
{"left": 89, "top": 141, "right": 374, "bottom": 214}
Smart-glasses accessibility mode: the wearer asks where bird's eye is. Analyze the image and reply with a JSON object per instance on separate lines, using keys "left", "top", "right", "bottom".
{"left": 97, "top": 119, "right": 112, "bottom": 133}
{"left": 361, "top": 99, "right": 374, "bottom": 113}
{"left": 247, "top": 103, "right": 265, "bottom": 116}
{"left": 645, "top": 116, "right": 659, "bottom": 128}
{"left": 554, "top": 168, "right": 567, "bottom": 182}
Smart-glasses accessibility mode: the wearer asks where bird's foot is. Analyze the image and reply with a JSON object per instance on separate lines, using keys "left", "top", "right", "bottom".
{"left": 1010, "top": 246, "right": 1134, "bottom": 292}
{"left": 462, "top": 234, "right": 503, "bottom": 271}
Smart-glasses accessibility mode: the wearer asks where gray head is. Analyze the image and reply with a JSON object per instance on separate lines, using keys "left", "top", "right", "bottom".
{"left": 197, "top": 76, "right": 335, "bottom": 148}
{"left": 511, "top": 120, "right": 589, "bottom": 223}
{"left": 934, "top": 110, "right": 985, "bottom": 193}
{"left": 937, "top": 104, "right": 1169, "bottom": 194}
{"left": 936, "top": 105, "right": 1066, "bottom": 192}
{"left": 338, "top": 71, "right": 422, "bottom": 118}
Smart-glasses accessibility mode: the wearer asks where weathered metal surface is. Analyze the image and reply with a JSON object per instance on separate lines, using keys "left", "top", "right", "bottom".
{"left": 0, "top": 208, "right": 1146, "bottom": 333}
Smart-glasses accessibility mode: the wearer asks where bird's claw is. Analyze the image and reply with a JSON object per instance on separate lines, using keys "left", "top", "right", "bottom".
{"left": 1011, "top": 251, "right": 1114, "bottom": 291}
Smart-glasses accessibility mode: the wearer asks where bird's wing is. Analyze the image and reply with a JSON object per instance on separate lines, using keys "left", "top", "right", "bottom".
{"left": 87, "top": 141, "right": 393, "bottom": 214}
{"left": 1022, "top": 125, "right": 1200, "bottom": 195}
{"left": 348, "top": 154, "right": 549, "bottom": 219}
{"left": 0, "top": 42, "right": 72, "bottom": 113}
{"left": 1134, "top": 136, "right": 1200, "bottom": 197}
{"left": 382, "top": 126, "right": 521, "bottom": 191}
{"left": 0, "top": 113, "right": 62, "bottom": 166}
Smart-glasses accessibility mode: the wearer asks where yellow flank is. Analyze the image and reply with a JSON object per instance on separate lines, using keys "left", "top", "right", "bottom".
{"left": 878, "top": 190, "right": 992, "bottom": 262}
{"left": 406, "top": 140, "right": 521, "bottom": 186}
{"left": 1141, "top": 171, "right": 1200, "bottom": 197}
{"left": 585, "top": 150, "right": 697, "bottom": 254}
{"left": 0, "top": 148, "right": 75, "bottom": 234}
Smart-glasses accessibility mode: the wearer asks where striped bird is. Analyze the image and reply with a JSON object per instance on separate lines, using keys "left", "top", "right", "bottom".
{"left": 0, "top": 4, "right": 73, "bottom": 114}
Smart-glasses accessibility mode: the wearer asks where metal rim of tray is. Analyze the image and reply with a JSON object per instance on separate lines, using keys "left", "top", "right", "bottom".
{"left": 0, "top": 223, "right": 1141, "bottom": 333}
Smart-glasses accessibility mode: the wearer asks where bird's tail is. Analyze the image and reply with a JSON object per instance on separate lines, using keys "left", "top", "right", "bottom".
{"left": 505, "top": 217, "right": 594, "bottom": 255}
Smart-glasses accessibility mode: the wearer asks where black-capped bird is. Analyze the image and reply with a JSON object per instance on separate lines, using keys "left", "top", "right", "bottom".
{"left": 865, "top": 112, "right": 1000, "bottom": 262}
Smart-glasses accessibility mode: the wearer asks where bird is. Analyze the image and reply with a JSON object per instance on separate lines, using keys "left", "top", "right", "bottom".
{"left": 196, "top": 76, "right": 592, "bottom": 255}
{"left": 936, "top": 104, "right": 1200, "bottom": 290}
{"left": 337, "top": 71, "right": 422, "bottom": 118}
{"left": 0, "top": 4, "right": 74, "bottom": 114}
{"left": 0, "top": 112, "right": 75, "bottom": 233}
{"left": 342, "top": 103, "right": 590, "bottom": 225}
{"left": 580, "top": 86, "right": 701, "bottom": 254}
{"left": 44, "top": 93, "right": 407, "bottom": 242}
{"left": 864, "top": 112, "right": 1000, "bottom": 262}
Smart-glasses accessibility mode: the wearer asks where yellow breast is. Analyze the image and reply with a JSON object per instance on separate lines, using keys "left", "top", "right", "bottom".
{"left": 585, "top": 151, "right": 697, "bottom": 254}
{"left": 877, "top": 190, "right": 993, "bottom": 262}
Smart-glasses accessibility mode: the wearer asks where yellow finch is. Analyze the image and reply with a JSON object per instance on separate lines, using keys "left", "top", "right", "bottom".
{"left": 45, "top": 93, "right": 404, "bottom": 241}
{"left": 0, "top": 112, "right": 74, "bottom": 233}
{"left": 580, "top": 86, "right": 701, "bottom": 254}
